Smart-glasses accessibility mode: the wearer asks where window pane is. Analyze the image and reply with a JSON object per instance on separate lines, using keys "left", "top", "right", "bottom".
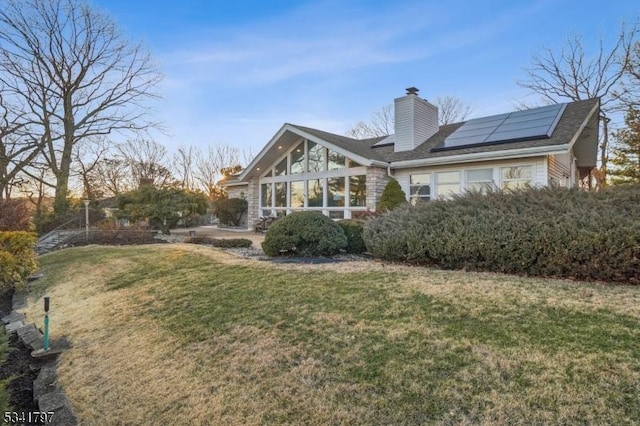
{"left": 327, "top": 177, "right": 345, "bottom": 207}
{"left": 275, "top": 158, "right": 287, "bottom": 176}
{"left": 349, "top": 159, "right": 362, "bottom": 168}
{"left": 501, "top": 166, "right": 532, "bottom": 180}
{"left": 260, "top": 183, "right": 272, "bottom": 207}
{"left": 307, "top": 141, "right": 325, "bottom": 172}
{"left": 329, "top": 211, "right": 344, "bottom": 219}
{"left": 275, "top": 182, "right": 287, "bottom": 207}
{"left": 502, "top": 180, "right": 530, "bottom": 190}
{"left": 349, "top": 175, "right": 366, "bottom": 207}
{"left": 290, "top": 142, "right": 304, "bottom": 174}
{"left": 327, "top": 150, "right": 345, "bottom": 170}
{"left": 467, "top": 168, "right": 493, "bottom": 182}
{"left": 308, "top": 179, "right": 323, "bottom": 207}
{"left": 290, "top": 181, "right": 304, "bottom": 208}
{"left": 410, "top": 173, "right": 431, "bottom": 205}
{"left": 436, "top": 171, "right": 460, "bottom": 198}
{"left": 261, "top": 209, "right": 272, "bottom": 217}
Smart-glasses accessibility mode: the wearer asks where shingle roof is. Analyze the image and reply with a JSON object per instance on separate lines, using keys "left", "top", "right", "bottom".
{"left": 287, "top": 98, "right": 599, "bottom": 164}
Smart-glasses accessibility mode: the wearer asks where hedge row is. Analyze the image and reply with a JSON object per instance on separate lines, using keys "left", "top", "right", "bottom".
{"left": 362, "top": 185, "right": 640, "bottom": 283}
{"left": 185, "top": 236, "right": 252, "bottom": 248}
{"left": 0, "top": 231, "right": 38, "bottom": 290}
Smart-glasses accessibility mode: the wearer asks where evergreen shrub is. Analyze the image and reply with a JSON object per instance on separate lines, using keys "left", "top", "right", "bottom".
{"left": 338, "top": 219, "right": 367, "bottom": 254}
{"left": 262, "top": 211, "right": 347, "bottom": 257}
{"left": 362, "top": 185, "right": 640, "bottom": 283}
{"left": 0, "top": 231, "right": 38, "bottom": 290}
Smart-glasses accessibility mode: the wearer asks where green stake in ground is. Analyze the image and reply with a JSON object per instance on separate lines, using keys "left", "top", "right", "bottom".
{"left": 43, "top": 296, "right": 50, "bottom": 352}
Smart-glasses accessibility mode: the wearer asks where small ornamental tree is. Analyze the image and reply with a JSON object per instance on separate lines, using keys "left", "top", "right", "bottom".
{"left": 378, "top": 179, "right": 407, "bottom": 211}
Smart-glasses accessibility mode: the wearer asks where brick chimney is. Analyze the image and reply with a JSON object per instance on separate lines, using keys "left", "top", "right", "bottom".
{"left": 394, "top": 87, "right": 438, "bottom": 152}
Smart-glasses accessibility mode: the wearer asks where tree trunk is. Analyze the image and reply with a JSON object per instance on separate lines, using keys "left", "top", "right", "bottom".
{"left": 597, "top": 114, "right": 610, "bottom": 189}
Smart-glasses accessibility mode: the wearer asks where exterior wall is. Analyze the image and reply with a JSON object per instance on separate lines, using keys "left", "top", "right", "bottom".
{"left": 226, "top": 184, "right": 248, "bottom": 199}
{"left": 547, "top": 153, "right": 573, "bottom": 187}
{"left": 393, "top": 156, "right": 547, "bottom": 199}
{"left": 366, "top": 166, "right": 390, "bottom": 211}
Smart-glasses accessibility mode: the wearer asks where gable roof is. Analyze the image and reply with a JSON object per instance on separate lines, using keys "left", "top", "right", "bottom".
{"left": 237, "top": 97, "right": 599, "bottom": 181}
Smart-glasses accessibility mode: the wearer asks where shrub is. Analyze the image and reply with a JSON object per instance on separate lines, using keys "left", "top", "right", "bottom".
{"left": 262, "top": 211, "right": 347, "bottom": 257}
{"left": 338, "top": 219, "right": 367, "bottom": 254}
{"left": 363, "top": 185, "right": 640, "bottom": 284}
{"left": 0, "top": 199, "right": 32, "bottom": 231}
{"left": 0, "top": 231, "right": 38, "bottom": 290}
{"left": 378, "top": 179, "right": 407, "bottom": 211}
{"left": 185, "top": 236, "right": 252, "bottom": 248}
{"left": 214, "top": 198, "right": 248, "bottom": 226}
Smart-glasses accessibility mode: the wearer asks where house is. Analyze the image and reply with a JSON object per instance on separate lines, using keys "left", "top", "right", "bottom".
{"left": 226, "top": 88, "right": 599, "bottom": 229}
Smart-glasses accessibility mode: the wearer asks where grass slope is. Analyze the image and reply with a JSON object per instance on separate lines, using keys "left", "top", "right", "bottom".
{"left": 26, "top": 244, "right": 640, "bottom": 425}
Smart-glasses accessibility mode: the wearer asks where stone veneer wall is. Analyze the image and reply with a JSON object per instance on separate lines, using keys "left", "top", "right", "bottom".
{"left": 366, "top": 166, "right": 391, "bottom": 211}
{"left": 246, "top": 178, "right": 260, "bottom": 229}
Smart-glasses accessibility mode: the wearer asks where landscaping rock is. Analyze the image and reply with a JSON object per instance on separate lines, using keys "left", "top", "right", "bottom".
{"left": 12, "top": 291, "right": 27, "bottom": 310}
{"left": 38, "top": 389, "right": 68, "bottom": 412}
{"left": 5, "top": 320, "right": 24, "bottom": 334}
{"left": 50, "top": 405, "right": 77, "bottom": 426}
{"left": 2, "top": 311, "right": 25, "bottom": 324}
{"left": 33, "top": 364, "right": 58, "bottom": 400}
{"left": 16, "top": 323, "right": 38, "bottom": 338}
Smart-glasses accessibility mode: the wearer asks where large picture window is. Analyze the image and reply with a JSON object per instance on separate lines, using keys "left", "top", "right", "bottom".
{"left": 436, "top": 171, "right": 460, "bottom": 199}
{"left": 275, "top": 182, "right": 287, "bottom": 207}
{"left": 307, "top": 179, "right": 323, "bottom": 207}
{"left": 290, "top": 142, "right": 304, "bottom": 174}
{"left": 410, "top": 173, "right": 431, "bottom": 205}
{"left": 501, "top": 166, "right": 532, "bottom": 189}
{"left": 260, "top": 183, "right": 272, "bottom": 208}
{"left": 327, "top": 177, "right": 345, "bottom": 207}
{"left": 290, "top": 181, "right": 304, "bottom": 208}
{"left": 275, "top": 158, "right": 287, "bottom": 176}
{"left": 466, "top": 169, "right": 494, "bottom": 192}
{"left": 350, "top": 175, "right": 366, "bottom": 207}
{"left": 307, "top": 141, "right": 324, "bottom": 173}
{"left": 328, "top": 150, "right": 345, "bottom": 171}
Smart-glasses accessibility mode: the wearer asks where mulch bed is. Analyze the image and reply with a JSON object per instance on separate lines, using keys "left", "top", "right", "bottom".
{"left": 0, "top": 289, "right": 46, "bottom": 424}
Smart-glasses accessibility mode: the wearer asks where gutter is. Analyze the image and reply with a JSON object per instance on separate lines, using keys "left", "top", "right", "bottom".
{"left": 390, "top": 144, "right": 570, "bottom": 168}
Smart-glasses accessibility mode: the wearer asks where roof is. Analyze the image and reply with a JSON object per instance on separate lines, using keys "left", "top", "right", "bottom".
{"left": 237, "top": 97, "right": 599, "bottom": 181}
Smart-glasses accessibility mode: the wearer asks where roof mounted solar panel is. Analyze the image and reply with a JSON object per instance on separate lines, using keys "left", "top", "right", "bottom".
{"left": 433, "top": 103, "right": 566, "bottom": 151}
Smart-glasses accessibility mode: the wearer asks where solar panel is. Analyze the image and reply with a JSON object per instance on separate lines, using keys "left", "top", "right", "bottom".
{"left": 434, "top": 103, "right": 566, "bottom": 151}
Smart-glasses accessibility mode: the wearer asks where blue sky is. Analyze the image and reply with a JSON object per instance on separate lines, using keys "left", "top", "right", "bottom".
{"left": 92, "top": 0, "right": 638, "bottom": 157}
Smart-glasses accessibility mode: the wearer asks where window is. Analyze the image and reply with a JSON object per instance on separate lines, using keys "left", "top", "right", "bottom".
{"left": 436, "top": 171, "right": 460, "bottom": 199}
{"left": 349, "top": 175, "right": 366, "bottom": 206}
{"left": 290, "top": 181, "right": 304, "bottom": 208}
{"left": 290, "top": 142, "right": 305, "bottom": 174}
{"left": 466, "top": 169, "right": 494, "bottom": 192}
{"left": 501, "top": 166, "right": 533, "bottom": 189}
{"left": 275, "top": 182, "right": 287, "bottom": 207}
{"left": 327, "top": 150, "right": 345, "bottom": 170}
{"left": 275, "top": 158, "right": 287, "bottom": 176}
{"left": 260, "top": 183, "right": 272, "bottom": 207}
{"left": 307, "top": 141, "right": 325, "bottom": 172}
{"left": 307, "top": 179, "right": 323, "bottom": 207}
{"left": 327, "top": 177, "right": 345, "bottom": 207}
{"left": 410, "top": 173, "right": 431, "bottom": 205}
{"left": 349, "top": 159, "right": 362, "bottom": 168}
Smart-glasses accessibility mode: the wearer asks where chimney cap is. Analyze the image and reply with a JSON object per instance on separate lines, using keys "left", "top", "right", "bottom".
{"left": 406, "top": 87, "right": 419, "bottom": 95}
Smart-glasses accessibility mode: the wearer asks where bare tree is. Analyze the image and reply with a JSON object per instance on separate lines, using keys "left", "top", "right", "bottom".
{"left": 88, "top": 157, "right": 130, "bottom": 198}
{"left": 0, "top": 92, "right": 44, "bottom": 199}
{"left": 72, "top": 137, "right": 111, "bottom": 199}
{"left": 0, "top": 0, "right": 162, "bottom": 213}
{"left": 117, "top": 139, "right": 173, "bottom": 189}
{"left": 345, "top": 97, "right": 473, "bottom": 139}
{"left": 435, "top": 96, "right": 473, "bottom": 125}
{"left": 518, "top": 27, "right": 637, "bottom": 187}
{"left": 173, "top": 145, "right": 197, "bottom": 191}
{"left": 194, "top": 144, "right": 240, "bottom": 198}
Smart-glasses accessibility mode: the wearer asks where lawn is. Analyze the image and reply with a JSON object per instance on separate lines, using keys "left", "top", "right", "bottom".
{"left": 25, "top": 244, "right": 640, "bottom": 425}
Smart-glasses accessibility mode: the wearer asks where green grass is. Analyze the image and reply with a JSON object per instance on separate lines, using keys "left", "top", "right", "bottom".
{"left": 30, "top": 245, "right": 640, "bottom": 424}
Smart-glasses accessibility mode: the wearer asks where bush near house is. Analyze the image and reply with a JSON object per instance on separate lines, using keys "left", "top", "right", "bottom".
{"left": 337, "top": 219, "right": 367, "bottom": 254}
{"left": 0, "top": 231, "right": 38, "bottom": 290}
{"left": 0, "top": 199, "right": 32, "bottom": 232}
{"left": 213, "top": 198, "right": 247, "bottom": 227}
{"left": 378, "top": 179, "right": 407, "bottom": 211}
{"left": 363, "top": 185, "right": 640, "bottom": 283}
{"left": 262, "top": 211, "right": 347, "bottom": 257}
